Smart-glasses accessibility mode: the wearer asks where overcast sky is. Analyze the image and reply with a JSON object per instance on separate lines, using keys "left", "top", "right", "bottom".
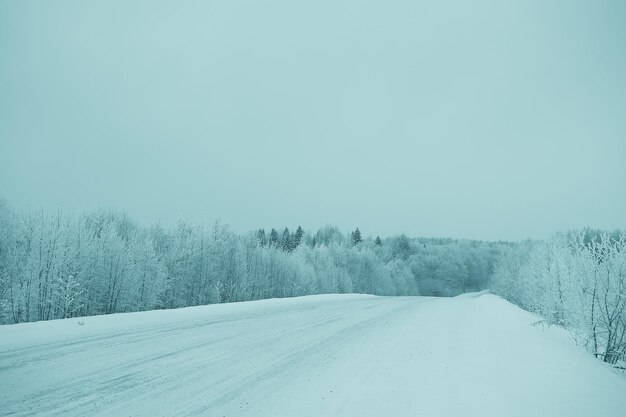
{"left": 1, "top": 0, "right": 625, "bottom": 241}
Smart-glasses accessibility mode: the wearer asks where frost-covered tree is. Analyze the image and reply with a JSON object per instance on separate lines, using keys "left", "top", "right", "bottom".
{"left": 256, "top": 228, "right": 267, "bottom": 247}
{"left": 0, "top": 200, "right": 508, "bottom": 325}
{"left": 351, "top": 228, "right": 362, "bottom": 245}
{"left": 392, "top": 235, "right": 412, "bottom": 260}
{"left": 281, "top": 228, "right": 294, "bottom": 252}
{"left": 269, "top": 228, "right": 279, "bottom": 248}
{"left": 53, "top": 274, "right": 83, "bottom": 319}
{"left": 492, "top": 231, "right": 626, "bottom": 365}
{"left": 294, "top": 226, "right": 304, "bottom": 248}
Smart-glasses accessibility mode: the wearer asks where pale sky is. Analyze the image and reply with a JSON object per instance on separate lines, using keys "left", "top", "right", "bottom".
{"left": 1, "top": 0, "right": 625, "bottom": 241}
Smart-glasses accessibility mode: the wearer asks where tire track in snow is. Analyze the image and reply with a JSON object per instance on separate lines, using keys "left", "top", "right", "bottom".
{"left": 2, "top": 296, "right": 413, "bottom": 416}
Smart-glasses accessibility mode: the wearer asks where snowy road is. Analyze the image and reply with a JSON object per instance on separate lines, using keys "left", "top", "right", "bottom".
{"left": 1, "top": 293, "right": 626, "bottom": 416}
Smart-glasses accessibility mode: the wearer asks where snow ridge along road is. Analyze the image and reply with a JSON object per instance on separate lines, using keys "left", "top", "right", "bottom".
{"left": 1, "top": 293, "right": 625, "bottom": 416}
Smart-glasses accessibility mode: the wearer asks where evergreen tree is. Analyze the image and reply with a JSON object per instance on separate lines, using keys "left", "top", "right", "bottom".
{"left": 395, "top": 234, "right": 411, "bottom": 260}
{"left": 269, "top": 228, "right": 279, "bottom": 248}
{"left": 351, "top": 228, "right": 362, "bottom": 245}
{"left": 294, "top": 226, "right": 304, "bottom": 248}
{"left": 256, "top": 228, "right": 267, "bottom": 247}
{"left": 375, "top": 236, "right": 382, "bottom": 246}
{"left": 282, "top": 227, "right": 294, "bottom": 252}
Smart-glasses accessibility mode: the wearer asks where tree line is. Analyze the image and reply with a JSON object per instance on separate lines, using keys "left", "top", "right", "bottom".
{"left": 491, "top": 229, "right": 626, "bottom": 366}
{"left": 0, "top": 200, "right": 504, "bottom": 324}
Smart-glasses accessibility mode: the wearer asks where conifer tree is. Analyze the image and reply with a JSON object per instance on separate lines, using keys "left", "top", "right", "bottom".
{"left": 269, "top": 228, "right": 279, "bottom": 248}
{"left": 256, "top": 228, "right": 267, "bottom": 246}
{"left": 294, "top": 226, "right": 304, "bottom": 248}
{"left": 282, "top": 227, "right": 294, "bottom": 252}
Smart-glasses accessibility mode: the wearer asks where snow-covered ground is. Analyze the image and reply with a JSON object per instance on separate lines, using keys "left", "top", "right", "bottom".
{"left": 1, "top": 293, "right": 625, "bottom": 417}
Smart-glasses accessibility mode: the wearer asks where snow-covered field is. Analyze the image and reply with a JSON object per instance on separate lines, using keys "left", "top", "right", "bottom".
{"left": 1, "top": 293, "right": 625, "bottom": 417}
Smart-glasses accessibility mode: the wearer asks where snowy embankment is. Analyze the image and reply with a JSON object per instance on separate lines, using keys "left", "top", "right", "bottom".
{"left": 1, "top": 294, "right": 625, "bottom": 417}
